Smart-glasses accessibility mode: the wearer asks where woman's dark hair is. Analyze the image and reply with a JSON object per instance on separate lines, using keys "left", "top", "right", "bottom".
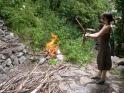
{"left": 102, "top": 12, "right": 114, "bottom": 23}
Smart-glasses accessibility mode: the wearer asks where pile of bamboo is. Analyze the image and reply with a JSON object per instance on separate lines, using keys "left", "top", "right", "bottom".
{"left": 0, "top": 61, "right": 69, "bottom": 93}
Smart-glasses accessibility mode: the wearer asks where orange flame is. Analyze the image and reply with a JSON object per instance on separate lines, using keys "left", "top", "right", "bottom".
{"left": 46, "top": 33, "right": 59, "bottom": 57}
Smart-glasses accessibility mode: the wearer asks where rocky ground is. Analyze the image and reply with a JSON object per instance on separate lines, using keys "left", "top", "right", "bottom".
{"left": 0, "top": 19, "right": 124, "bottom": 93}
{"left": 0, "top": 19, "right": 29, "bottom": 83}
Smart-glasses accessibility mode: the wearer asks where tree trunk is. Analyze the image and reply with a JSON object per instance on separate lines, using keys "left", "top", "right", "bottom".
{"left": 122, "top": 7, "right": 124, "bottom": 42}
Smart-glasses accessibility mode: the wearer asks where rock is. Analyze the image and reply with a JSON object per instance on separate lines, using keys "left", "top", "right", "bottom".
{"left": 0, "top": 60, "right": 4, "bottom": 64}
{"left": 0, "top": 20, "right": 4, "bottom": 27}
{"left": 0, "top": 74, "right": 9, "bottom": 83}
{"left": 5, "top": 32, "right": 14, "bottom": 38}
{"left": 117, "top": 65, "right": 124, "bottom": 71}
{"left": 6, "top": 38, "right": 18, "bottom": 43}
{"left": 14, "top": 44, "right": 25, "bottom": 52}
{"left": 117, "top": 61, "right": 124, "bottom": 66}
{"left": 111, "top": 56, "right": 124, "bottom": 65}
{"left": 111, "top": 56, "right": 120, "bottom": 64}
{"left": 19, "top": 56, "right": 27, "bottom": 64}
{"left": 5, "top": 58, "right": 12, "bottom": 67}
{"left": 23, "top": 49, "right": 28, "bottom": 54}
{"left": 0, "top": 54, "right": 6, "bottom": 59}
{"left": 0, "top": 29, "right": 4, "bottom": 36}
{"left": 13, "top": 57, "right": 19, "bottom": 65}
{"left": 5, "top": 34, "right": 14, "bottom": 40}
{"left": 0, "top": 40, "right": 7, "bottom": 48}
{"left": 0, "top": 48, "right": 12, "bottom": 55}
{"left": 10, "top": 55, "right": 19, "bottom": 65}
{"left": 2, "top": 26, "right": 8, "bottom": 32}
{"left": 39, "top": 57, "right": 46, "bottom": 64}
{"left": 16, "top": 52, "right": 24, "bottom": 57}
{"left": 0, "top": 66, "right": 6, "bottom": 74}
{"left": 56, "top": 54, "right": 64, "bottom": 62}
{"left": 4, "top": 67, "right": 10, "bottom": 72}
{"left": 83, "top": 83, "right": 113, "bottom": 93}
{"left": 56, "top": 49, "right": 64, "bottom": 61}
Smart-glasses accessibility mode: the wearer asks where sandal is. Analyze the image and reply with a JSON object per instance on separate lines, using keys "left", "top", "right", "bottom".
{"left": 96, "top": 79, "right": 105, "bottom": 85}
{"left": 91, "top": 76, "right": 101, "bottom": 80}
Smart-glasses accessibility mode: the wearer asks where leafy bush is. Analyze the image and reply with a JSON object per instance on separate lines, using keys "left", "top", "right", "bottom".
{"left": 0, "top": 0, "right": 110, "bottom": 64}
{"left": 61, "top": 38, "right": 94, "bottom": 64}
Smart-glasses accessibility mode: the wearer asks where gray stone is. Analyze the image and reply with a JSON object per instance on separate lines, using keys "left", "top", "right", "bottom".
{"left": 0, "top": 60, "right": 4, "bottom": 63}
{"left": 0, "top": 20, "right": 4, "bottom": 27}
{"left": 2, "top": 62, "right": 6, "bottom": 67}
{"left": 9, "top": 64, "right": 14, "bottom": 68}
{"left": 14, "top": 44, "right": 25, "bottom": 52}
{"left": 39, "top": 57, "right": 46, "bottom": 64}
{"left": 0, "top": 54, "right": 6, "bottom": 60}
{"left": 10, "top": 55, "right": 19, "bottom": 65}
{"left": 117, "top": 65, "right": 124, "bottom": 71}
{"left": 19, "top": 56, "right": 27, "bottom": 64}
{"left": 5, "top": 33, "right": 14, "bottom": 40}
{"left": 0, "top": 48, "right": 12, "bottom": 55}
{"left": 0, "top": 66, "right": 6, "bottom": 74}
{"left": 0, "top": 40, "right": 7, "bottom": 48}
{"left": 0, "top": 74, "right": 9, "bottom": 82}
{"left": 83, "top": 83, "right": 113, "bottom": 93}
{"left": 0, "top": 29, "right": 4, "bottom": 36}
{"left": 23, "top": 49, "right": 28, "bottom": 54}
{"left": 7, "top": 37, "right": 19, "bottom": 43}
{"left": 16, "top": 52, "right": 24, "bottom": 57}
{"left": 4, "top": 67, "right": 10, "bottom": 72}
{"left": 57, "top": 54, "right": 64, "bottom": 62}
{"left": 5, "top": 58, "right": 12, "bottom": 66}
{"left": 2, "top": 26, "right": 7, "bottom": 32}
{"left": 111, "top": 56, "right": 124, "bottom": 65}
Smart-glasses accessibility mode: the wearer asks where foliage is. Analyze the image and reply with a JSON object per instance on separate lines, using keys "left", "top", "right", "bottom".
{"left": 61, "top": 38, "right": 94, "bottom": 64}
{"left": 49, "top": 58, "right": 58, "bottom": 65}
{"left": 114, "top": 0, "right": 124, "bottom": 11}
{"left": 0, "top": 0, "right": 110, "bottom": 64}
{"left": 114, "top": 1, "right": 124, "bottom": 43}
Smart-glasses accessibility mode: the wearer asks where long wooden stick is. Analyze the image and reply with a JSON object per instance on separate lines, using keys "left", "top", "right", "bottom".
{"left": 75, "top": 17, "right": 87, "bottom": 44}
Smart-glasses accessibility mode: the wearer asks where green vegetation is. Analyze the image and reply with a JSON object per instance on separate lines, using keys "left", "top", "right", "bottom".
{"left": 49, "top": 58, "right": 58, "bottom": 65}
{"left": 113, "top": 0, "right": 124, "bottom": 57}
{"left": 0, "top": 0, "right": 111, "bottom": 64}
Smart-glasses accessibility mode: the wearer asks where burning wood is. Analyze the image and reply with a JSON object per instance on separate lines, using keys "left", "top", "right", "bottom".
{"left": 45, "top": 33, "right": 59, "bottom": 57}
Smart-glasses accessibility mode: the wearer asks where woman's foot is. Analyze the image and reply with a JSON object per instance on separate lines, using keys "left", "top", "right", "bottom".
{"left": 96, "top": 79, "right": 105, "bottom": 85}
{"left": 91, "top": 76, "right": 101, "bottom": 80}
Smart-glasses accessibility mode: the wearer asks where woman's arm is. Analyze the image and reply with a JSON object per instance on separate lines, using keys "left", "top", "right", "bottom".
{"left": 85, "top": 25, "right": 111, "bottom": 38}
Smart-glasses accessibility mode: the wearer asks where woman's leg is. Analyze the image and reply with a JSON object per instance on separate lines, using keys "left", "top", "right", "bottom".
{"left": 101, "top": 70, "right": 107, "bottom": 80}
{"left": 97, "top": 70, "right": 102, "bottom": 77}
{"left": 96, "top": 70, "right": 107, "bottom": 84}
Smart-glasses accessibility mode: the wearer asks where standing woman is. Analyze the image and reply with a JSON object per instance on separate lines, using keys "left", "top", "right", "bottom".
{"left": 85, "top": 13, "right": 114, "bottom": 84}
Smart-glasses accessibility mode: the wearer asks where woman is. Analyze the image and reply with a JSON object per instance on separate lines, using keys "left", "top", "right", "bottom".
{"left": 85, "top": 13, "right": 114, "bottom": 84}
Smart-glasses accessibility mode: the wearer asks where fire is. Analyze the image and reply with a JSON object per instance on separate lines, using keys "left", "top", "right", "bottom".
{"left": 46, "top": 33, "right": 59, "bottom": 57}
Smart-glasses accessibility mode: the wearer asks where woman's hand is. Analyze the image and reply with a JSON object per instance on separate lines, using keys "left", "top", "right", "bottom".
{"left": 85, "top": 33, "right": 90, "bottom": 37}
